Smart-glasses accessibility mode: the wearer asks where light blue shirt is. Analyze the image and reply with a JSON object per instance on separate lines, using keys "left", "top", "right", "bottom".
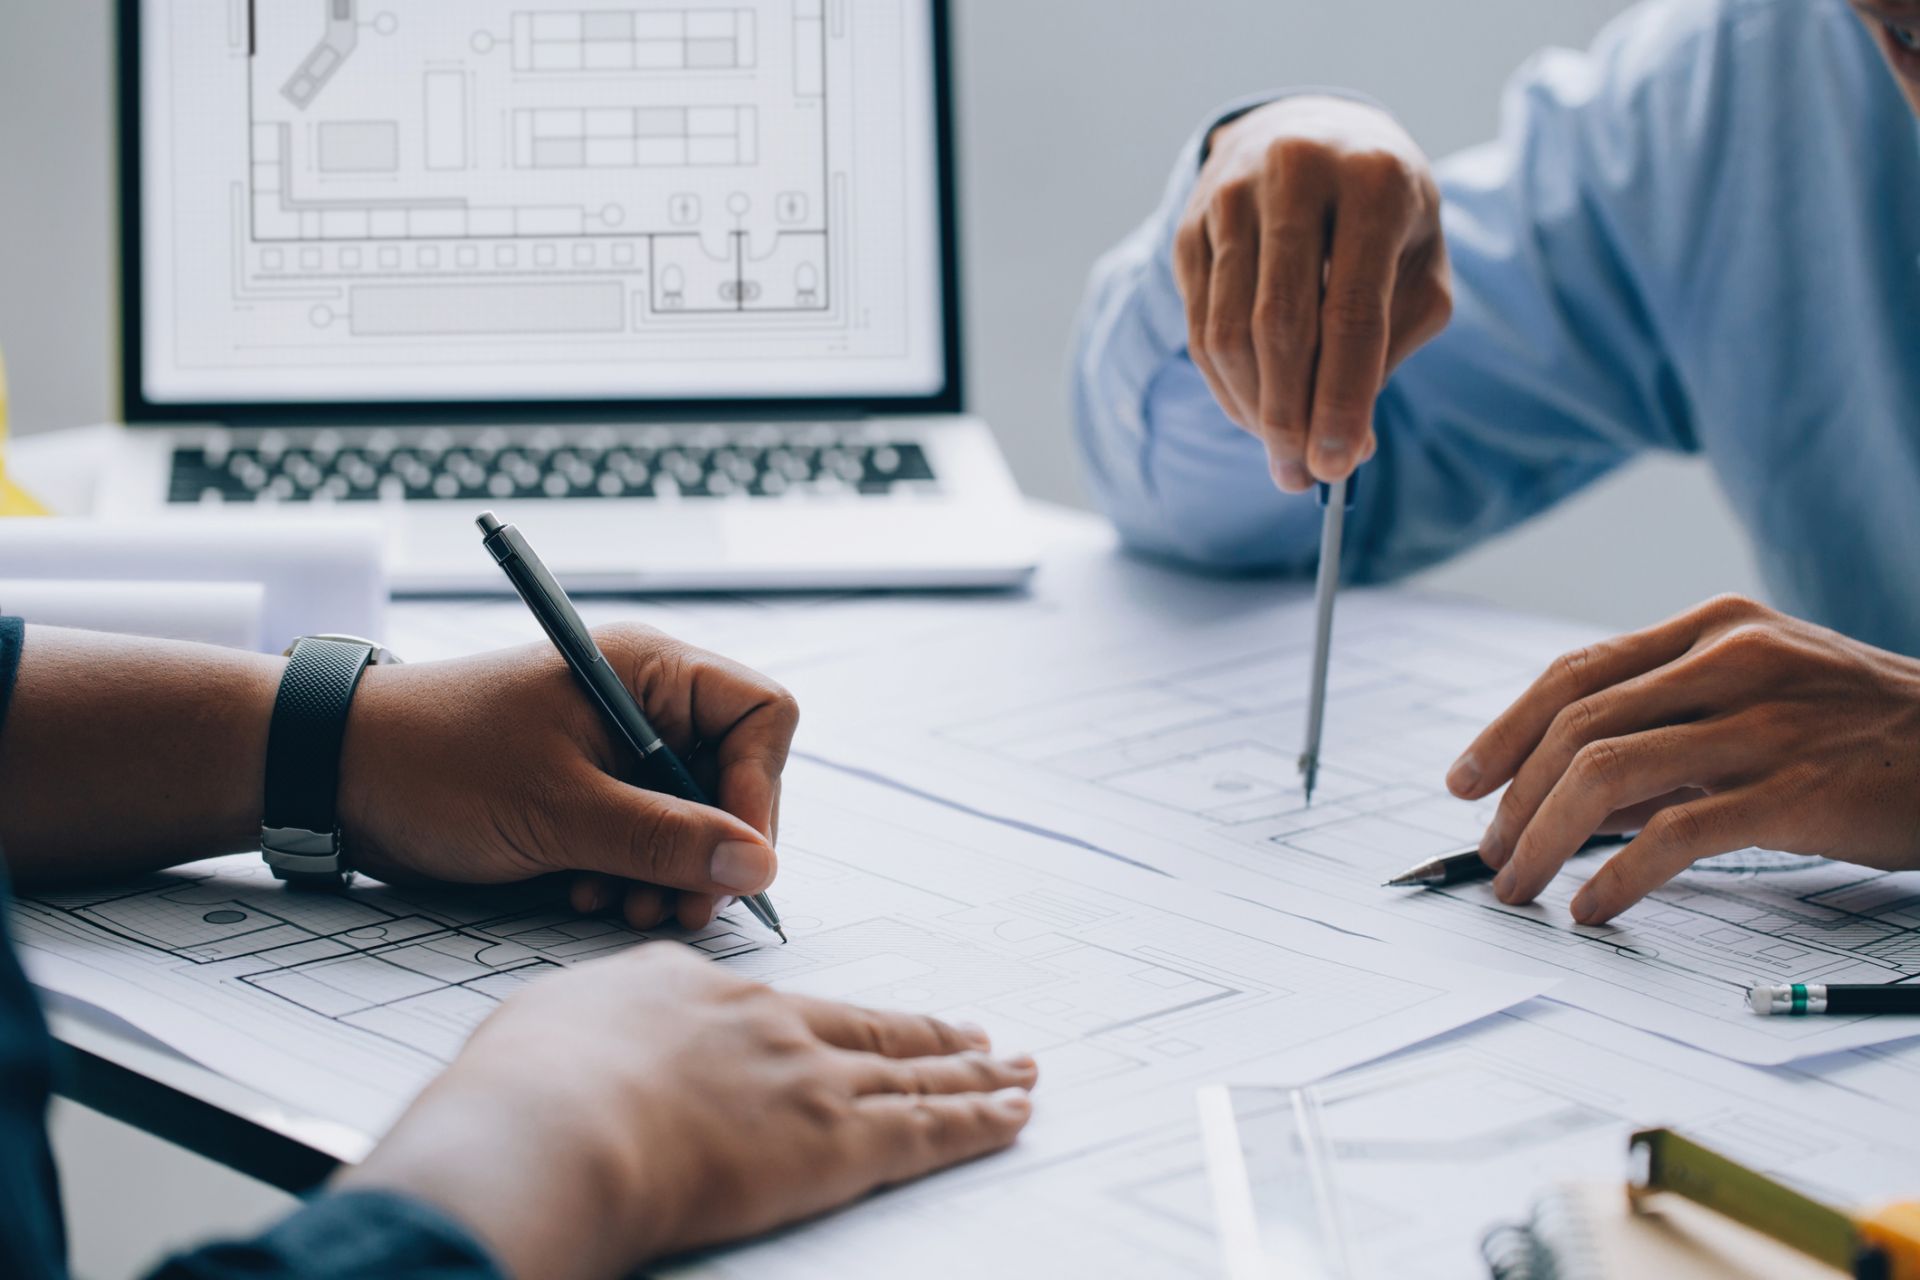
{"left": 1073, "top": 0, "right": 1920, "bottom": 656}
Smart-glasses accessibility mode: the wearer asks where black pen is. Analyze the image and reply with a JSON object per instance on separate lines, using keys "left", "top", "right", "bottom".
{"left": 1747, "top": 983, "right": 1920, "bottom": 1016}
{"left": 1383, "top": 832, "right": 1634, "bottom": 888}
{"left": 476, "top": 511, "right": 787, "bottom": 943}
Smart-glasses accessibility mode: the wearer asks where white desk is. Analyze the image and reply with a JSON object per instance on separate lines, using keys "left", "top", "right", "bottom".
{"left": 13, "top": 427, "right": 1920, "bottom": 1277}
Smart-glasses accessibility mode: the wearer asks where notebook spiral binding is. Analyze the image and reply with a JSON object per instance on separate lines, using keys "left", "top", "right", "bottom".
{"left": 1482, "top": 1186, "right": 1605, "bottom": 1280}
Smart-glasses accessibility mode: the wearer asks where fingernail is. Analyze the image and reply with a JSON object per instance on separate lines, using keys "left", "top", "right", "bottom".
{"left": 991, "top": 1087, "right": 1033, "bottom": 1117}
{"left": 1317, "top": 443, "right": 1352, "bottom": 471}
{"left": 1479, "top": 824, "right": 1508, "bottom": 870}
{"left": 1446, "top": 754, "right": 1480, "bottom": 795}
{"left": 1570, "top": 891, "right": 1601, "bottom": 925}
{"left": 710, "top": 841, "right": 775, "bottom": 893}
{"left": 717, "top": 896, "right": 738, "bottom": 914}
{"left": 1006, "top": 1054, "right": 1037, "bottom": 1073}
{"left": 1275, "top": 461, "right": 1310, "bottom": 492}
{"left": 955, "top": 1021, "right": 992, "bottom": 1050}
{"left": 1493, "top": 864, "right": 1517, "bottom": 901}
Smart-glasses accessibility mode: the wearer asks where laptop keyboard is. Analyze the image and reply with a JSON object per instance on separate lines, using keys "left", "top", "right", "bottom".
{"left": 167, "top": 427, "right": 939, "bottom": 504}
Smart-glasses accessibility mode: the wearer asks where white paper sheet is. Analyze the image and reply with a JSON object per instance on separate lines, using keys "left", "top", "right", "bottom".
{"left": 1198, "top": 1001, "right": 1920, "bottom": 1280}
{"left": 776, "top": 541, "right": 1920, "bottom": 1065}
{"left": 0, "top": 516, "right": 385, "bottom": 651}
{"left": 380, "top": 505, "right": 1102, "bottom": 677}
{"left": 1784, "top": 1037, "right": 1920, "bottom": 1103}
{"left": 0, "top": 578, "right": 265, "bottom": 651}
{"left": 12, "top": 760, "right": 1544, "bottom": 1277}
{"left": 385, "top": 583, "right": 1043, "bottom": 680}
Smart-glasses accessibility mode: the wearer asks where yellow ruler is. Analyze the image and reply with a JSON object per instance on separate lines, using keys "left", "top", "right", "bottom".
{"left": 1630, "top": 1128, "right": 1920, "bottom": 1279}
{"left": 0, "top": 349, "right": 50, "bottom": 516}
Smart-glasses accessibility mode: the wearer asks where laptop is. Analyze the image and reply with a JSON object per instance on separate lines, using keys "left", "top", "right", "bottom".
{"left": 101, "top": 0, "right": 1037, "bottom": 593}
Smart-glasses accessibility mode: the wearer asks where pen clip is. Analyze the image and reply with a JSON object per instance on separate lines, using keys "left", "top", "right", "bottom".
{"left": 476, "top": 513, "right": 597, "bottom": 654}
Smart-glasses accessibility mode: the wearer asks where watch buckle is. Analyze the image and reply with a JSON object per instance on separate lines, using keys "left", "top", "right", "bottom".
{"left": 260, "top": 825, "right": 348, "bottom": 884}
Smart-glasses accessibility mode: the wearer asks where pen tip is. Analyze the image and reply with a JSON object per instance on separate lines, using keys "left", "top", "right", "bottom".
{"left": 776, "top": 927, "right": 789, "bottom": 945}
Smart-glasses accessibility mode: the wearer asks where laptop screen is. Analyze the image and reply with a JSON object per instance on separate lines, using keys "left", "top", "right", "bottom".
{"left": 123, "top": 0, "right": 956, "bottom": 420}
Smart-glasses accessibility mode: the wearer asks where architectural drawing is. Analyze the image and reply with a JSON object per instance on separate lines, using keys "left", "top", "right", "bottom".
{"left": 788, "top": 585, "right": 1920, "bottom": 1063}
{"left": 142, "top": 0, "right": 944, "bottom": 400}
{"left": 933, "top": 623, "right": 1920, "bottom": 992}
{"left": 38, "top": 853, "right": 1256, "bottom": 1083}
{"left": 31, "top": 868, "right": 686, "bottom": 1062}
{"left": 14, "top": 762, "right": 1537, "bottom": 1139}
{"left": 928, "top": 619, "right": 1920, "bottom": 1057}
{"left": 248, "top": 2, "right": 829, "bottom": 329}
{"left": 15, "top": 763, "right": 1544, "bottom": 1277}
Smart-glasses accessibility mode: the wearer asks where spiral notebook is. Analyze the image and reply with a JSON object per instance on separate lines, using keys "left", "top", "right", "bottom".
{"left": 1482, "top": 1183, "right": 1845, "bottom": 1280}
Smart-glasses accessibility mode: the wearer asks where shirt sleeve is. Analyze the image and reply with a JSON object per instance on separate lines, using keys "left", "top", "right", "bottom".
{"left": 0, "top": 639, "right": 71, "bottom": 1280}
{"left": 149, "top": 1189, "right": 505, "bottom": 1280}
{"left": 1068, "top": 94, "right": 1331, "bottom": 572}
{"left": 1071, "top": 2, "right": 1721, "bottom": 578}
{"left": 0, "top": 616, "right": 24, "bottom": 737}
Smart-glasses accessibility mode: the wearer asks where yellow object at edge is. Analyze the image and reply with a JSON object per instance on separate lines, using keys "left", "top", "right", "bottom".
{"left": 0, "top": 348, "right": 51, "bottom": 516}
{"left": 1860, "top": 1201, "right": 1920, "bottom": 1280}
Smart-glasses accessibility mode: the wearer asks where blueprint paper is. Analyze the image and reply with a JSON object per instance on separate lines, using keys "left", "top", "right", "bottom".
{"left": 1199, "top": 1001, "right": 1920, "bottom": 1280}
{"left": 774, "top": 542, "right": 1920, "bottom": 1065}
{"left": 13, "top": 761, "right": 1544, "bottom": 1276}
{"left": 392, "top": 536, "right": 1920, "bottom": 1066}
{"left": 1783, "top": 1037, "right": 1920, "bottom": 1103}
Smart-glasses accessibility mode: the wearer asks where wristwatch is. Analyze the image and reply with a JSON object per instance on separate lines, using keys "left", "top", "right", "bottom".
{"left": 260, "top": 634, "right": 401, "bottom": 889}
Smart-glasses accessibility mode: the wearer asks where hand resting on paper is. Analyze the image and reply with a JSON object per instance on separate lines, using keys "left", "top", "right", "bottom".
{"left": 1445, "top": 596, "right": 1920, "bottom": 924}
{"left": 341, "top": 943, "right": 1037, "bottom": 1280}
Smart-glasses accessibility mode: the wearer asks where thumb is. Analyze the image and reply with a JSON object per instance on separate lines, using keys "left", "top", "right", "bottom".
{"left": 580, "top": 774, "right": 778, "bottom": 897}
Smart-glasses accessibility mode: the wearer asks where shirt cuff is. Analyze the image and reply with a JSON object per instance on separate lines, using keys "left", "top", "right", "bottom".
{"left": 0, "top": 617, "right": 24, "bottom": 742}
{"left": 150, "top": 1189, "right": 506, "bottom": 1280}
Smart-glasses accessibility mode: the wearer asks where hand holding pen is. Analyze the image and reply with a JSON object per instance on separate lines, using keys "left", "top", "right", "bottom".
{"left": 477, "top": 512, "right": 790, "bottom": 940}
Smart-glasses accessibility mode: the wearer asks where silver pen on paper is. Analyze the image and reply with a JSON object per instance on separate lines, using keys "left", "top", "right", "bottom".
{"left": 1298, "top": 475, "right": 1351, "bottom": 805}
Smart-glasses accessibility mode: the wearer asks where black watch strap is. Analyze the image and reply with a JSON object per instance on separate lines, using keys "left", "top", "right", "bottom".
{"left": 261, "top": 637, "right": 376, "bottom": 888}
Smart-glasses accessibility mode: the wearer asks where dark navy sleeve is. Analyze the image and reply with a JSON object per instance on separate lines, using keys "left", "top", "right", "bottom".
{"left": 0, "top": 854, "right": 69, "bottom": 1280}
{"left": 0, "top": 616, "right": 70, "bottom": 1280}
{"left": 152, "top": 1190, "right": 506, "bottom": 1280}
{"left": 0, "top": 619, "right": 503, "bottom": 1280}
{"left": 0, "top": 616, "right": 22, "bottom": 740}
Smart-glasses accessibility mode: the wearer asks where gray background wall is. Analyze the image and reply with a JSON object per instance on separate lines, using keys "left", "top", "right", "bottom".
{"left": 2, "top": 2, "right": 1763, "bottom": 1276}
